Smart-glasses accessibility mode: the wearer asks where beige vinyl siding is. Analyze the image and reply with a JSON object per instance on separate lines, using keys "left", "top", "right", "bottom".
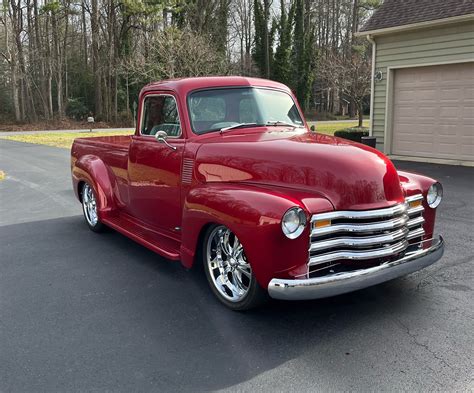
{"left": 372, "top": 21, "right": 474, "bottom": 150}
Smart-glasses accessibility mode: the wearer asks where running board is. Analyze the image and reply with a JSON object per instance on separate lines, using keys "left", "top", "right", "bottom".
{"left": 103, "top": 214, "right": 181, "bottom": 260}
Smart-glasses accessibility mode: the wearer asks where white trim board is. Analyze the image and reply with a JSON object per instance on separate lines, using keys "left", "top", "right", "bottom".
{"left": 356, "top": 14, "right": 474, "bottom": 37}
{"left": 367, "top": 35, "right": 376, "bottom": 137}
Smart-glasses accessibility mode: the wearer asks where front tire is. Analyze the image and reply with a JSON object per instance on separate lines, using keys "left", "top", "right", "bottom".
{"left": 81, "top": 182, "right": 105, "bottom": 232}
{"left": 202, "top": 225, "right": 267, "bottom": 310}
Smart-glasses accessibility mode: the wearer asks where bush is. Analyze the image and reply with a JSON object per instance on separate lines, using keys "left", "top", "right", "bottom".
{"left": 66, "top": 98, "right": 90, "bottom": 120}
{"left": 334, "top": 127, "right": 369, "bottom": 142}
{"left": 117, "top": 110, "right": 134, "bottom": 127}
{"left": 304, "top": 110, "right": 338, "bottom": 121}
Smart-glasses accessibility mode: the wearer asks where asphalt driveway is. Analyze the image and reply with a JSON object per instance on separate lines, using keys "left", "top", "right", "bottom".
{"left": 0, "top": 139, "right": 473, "bottom": 392}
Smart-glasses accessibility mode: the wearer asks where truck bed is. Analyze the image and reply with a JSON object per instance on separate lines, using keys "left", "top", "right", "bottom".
{"left": 73, "top": 134, "right": 133, "bottom": 150}
{"left": 71, "top": 135, "right": 131, "bottom": 186}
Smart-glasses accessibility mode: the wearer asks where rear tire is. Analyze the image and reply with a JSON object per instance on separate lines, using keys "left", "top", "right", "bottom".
{"left": 81, "top": 182, "right": 105, "bottom": 233}
{"left": 202, "top": 225, "right": 268, "bottom": 311}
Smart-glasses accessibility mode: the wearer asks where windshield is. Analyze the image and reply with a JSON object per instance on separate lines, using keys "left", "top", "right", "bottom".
{"left": 188, "top": 87, "right": 304, "bottom": 134}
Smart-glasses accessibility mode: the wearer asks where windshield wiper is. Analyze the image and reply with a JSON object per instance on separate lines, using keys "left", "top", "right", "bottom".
{"left": 220, "top": 122, "right": 260, "bottom": 133}
{"left": 266, "top": 120, "right": 303, "bottom": 129}
{"left": 218, "top": 121, "right": 303, "bottom": 134}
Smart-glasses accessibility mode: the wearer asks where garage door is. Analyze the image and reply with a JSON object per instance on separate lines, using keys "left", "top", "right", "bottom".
{"left": 391, "top": 62, "right": 474, "bottom": 162}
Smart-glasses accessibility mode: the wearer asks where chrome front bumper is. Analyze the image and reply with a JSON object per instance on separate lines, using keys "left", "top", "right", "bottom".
{"left": 268, "top": 236, "right": 444, "bottom": 301}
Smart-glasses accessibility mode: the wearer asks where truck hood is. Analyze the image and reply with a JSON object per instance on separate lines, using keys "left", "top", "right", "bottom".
{"left": 194, "top": 129, "right": 405, "bottom": 210}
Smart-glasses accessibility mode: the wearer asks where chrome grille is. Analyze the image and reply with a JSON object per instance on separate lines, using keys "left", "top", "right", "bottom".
{"left": 309, "top": 195, "right": 425, "bottom": 268}
{"left": 406, "top": 194, "right": 425, "bottom": 241}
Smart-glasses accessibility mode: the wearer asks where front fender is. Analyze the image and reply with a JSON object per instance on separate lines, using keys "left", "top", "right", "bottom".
{"left": 398, "top": 170, "right": 439, "bottom": 239}
{"left": 72, "top": 154, "right": 118, "bottom": 219}
{"left": 180, "top": 183, "right": 333, "bottom": 288}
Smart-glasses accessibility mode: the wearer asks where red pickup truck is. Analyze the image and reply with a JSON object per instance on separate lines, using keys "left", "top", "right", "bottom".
{"left": 71, "top": 76, "right": 444, "bottom": 310}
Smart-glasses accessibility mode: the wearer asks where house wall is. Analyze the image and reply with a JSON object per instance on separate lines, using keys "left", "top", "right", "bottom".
{"left": 371, "top": 21, "right": 474, "bottom": 151}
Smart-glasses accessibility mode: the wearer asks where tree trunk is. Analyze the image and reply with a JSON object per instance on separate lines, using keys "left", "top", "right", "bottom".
{"left": 44, "top": 7, "right": 54, "bottom": 117}
{"left": 11, "top": 60, "right": 21, "bottom": 122}
{"left": 351, "top": 0, "right": 359, "bottom": 39}
{"left": 358, "top": 101, "right": 363, "bottom": 127}
{"left": 91, "top": 0, "right": 102, "bottom": 119}
{"left": 26, "top": 0, "right": 38, "bottom": 121}
{"left": 63, "top": 1, "right": 70, "bottom": 109}
{"left": 3, "top": 1, "right": 20, "bottom": 121}
{"left": 240, "top": 34, "right": 244, "bottom": 74}
{"left": 51, "top": 10, "right": 63, "bottom": 117}
{"left": 349, "top": 99, "right": 355, "bottom": 118}
{"left": 9, "top": 0, "right": 31, "bottom": 121}
{"left": 263, "top": 0, "right": 270, "bottom": 78}
{"left": 33, "top": 0, "right": 50, "bottom": 119}
{"left": 81, "top": 1, "right": 88, "bottom": 67}
{"left": 125, "top": 71, "right": 130, "bottom": 120}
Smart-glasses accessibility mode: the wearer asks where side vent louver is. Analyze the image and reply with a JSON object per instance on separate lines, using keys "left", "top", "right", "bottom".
{"left": 182, "top": 158, "right": 194, "bottom": 185}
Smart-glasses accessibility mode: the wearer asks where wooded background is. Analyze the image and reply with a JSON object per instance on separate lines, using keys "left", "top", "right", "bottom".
{"left": 0, "top": 0, "right": 380, "bottom": 125}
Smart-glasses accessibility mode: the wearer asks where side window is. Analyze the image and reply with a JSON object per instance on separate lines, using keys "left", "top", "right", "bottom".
{"left": 287, "top": 104, "right": 303, "bottom": 124}
{"left": 141, "top": 95, "right": 181, "bottom": 137}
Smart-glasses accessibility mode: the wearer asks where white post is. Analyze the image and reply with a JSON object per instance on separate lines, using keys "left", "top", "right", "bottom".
{"left": 87, "top": 116, "right": 95, "bottom": 133}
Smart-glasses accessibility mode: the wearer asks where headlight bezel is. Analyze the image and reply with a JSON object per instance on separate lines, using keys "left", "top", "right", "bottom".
{"left": 427, "top": 182, "right": 443, "bottom": 209}
{"left": 281, "top": 207, "right": 307, "bottom": 239}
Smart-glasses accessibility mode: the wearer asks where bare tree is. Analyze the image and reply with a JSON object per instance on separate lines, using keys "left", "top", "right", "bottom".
{"left": 320, "top": 46, "right": 371, "bottom": 127}
{"left": 0, "top": 1, "right": 21, "bottom": 121}
{"left": 230, "top": 0, "right": 253, "bottom": 75}
{"left": 123, "top": 28, "right": 230, "bottom": 83}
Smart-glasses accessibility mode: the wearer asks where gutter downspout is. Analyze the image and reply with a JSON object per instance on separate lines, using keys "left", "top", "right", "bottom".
{"left": 367, "top": 34, "right": 376, "bottom": 138}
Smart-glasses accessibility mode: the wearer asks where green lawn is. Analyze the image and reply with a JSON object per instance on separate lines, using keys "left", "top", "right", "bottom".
{"left": 0, "top": 130, "right": 133, "bottom": 149}
{"left": 308, "top": 121, "right": 369, "bottom": 135}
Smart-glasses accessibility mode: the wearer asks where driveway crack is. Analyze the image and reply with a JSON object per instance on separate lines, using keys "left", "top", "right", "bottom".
{"left": 394, "top": 319, "right": 455, "bottom": 373}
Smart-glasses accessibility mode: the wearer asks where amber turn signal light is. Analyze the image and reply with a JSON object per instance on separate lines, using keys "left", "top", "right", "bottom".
{"left": 314, "top": 219, "right": 331, "bottom": 228}
{"left": 408, "top": 199, "right": 422, "bottom": 208}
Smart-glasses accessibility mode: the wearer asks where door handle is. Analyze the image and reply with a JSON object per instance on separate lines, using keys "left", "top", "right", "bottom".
{"left": 155, "top": 131, "right": 177, "bottom": 151}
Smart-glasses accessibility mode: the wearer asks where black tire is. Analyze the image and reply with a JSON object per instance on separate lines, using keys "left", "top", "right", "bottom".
{"left": 202, "top": 225, "right": 268, "bottom": 311}
{"left": 81, "top": 182, "right": 106, "bottom": 233}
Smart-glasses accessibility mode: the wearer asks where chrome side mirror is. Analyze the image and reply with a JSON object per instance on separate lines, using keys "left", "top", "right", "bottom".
{"left": 154, "top": 130, "right": 177, "bottom": 150}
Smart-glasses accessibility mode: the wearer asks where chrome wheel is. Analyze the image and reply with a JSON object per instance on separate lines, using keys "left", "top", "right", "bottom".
{"left": 206, "top": 226, "right": 252, "bottom": 303}
{"left": 82, "top": 183, "right": 98, "bottom": 227}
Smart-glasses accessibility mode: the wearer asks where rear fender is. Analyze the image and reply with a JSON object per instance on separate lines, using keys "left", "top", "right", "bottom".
{"left": 72, "top": 155, "right": 118, "bottom": 219}
{"left": 180, "top": 183, "right": 332, "bottom": 288}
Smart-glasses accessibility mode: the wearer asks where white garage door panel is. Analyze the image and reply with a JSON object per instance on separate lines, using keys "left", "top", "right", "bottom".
{"left": 392, "top": 62, "right": 474, "bottom": 162}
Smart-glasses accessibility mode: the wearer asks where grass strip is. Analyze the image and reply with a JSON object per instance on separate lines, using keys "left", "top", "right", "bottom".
{"left": 0, "top": 130, "right": 133, "bottom": 149}
{"left": 307, "top": 121, "right": 369, "bottom": 135}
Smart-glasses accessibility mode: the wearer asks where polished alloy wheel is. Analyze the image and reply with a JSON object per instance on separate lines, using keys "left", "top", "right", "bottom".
{"left": 82, "top": 183, "right": 98, "bottom": 227}
{"left": 206, "top": 226, "right": 252, "bottom": 302}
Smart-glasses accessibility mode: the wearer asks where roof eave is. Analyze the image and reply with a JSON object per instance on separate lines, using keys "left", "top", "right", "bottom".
{"left": 356, "top": 13, "right": 474, "bottom": 37}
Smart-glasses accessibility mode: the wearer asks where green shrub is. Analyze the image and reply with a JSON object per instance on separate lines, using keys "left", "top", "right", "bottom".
{"left": 66, "top": 98, "right": 90, "bottom": 120}
{"left": 304, "top": 110, "right": 338, "bottom": 121}
{"left": 334, "top": 127, "right": 369, "bottom": 142}
{"left": 117, "top": 110, "right": 134, "bottom": 126}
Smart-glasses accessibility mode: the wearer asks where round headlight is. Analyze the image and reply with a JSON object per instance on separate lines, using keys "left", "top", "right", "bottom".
{"left": 281, "top": 207, "right": 307, "bottom": 239}
{"left": 427, "top": 182, "right": 443, "bottom": 208}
